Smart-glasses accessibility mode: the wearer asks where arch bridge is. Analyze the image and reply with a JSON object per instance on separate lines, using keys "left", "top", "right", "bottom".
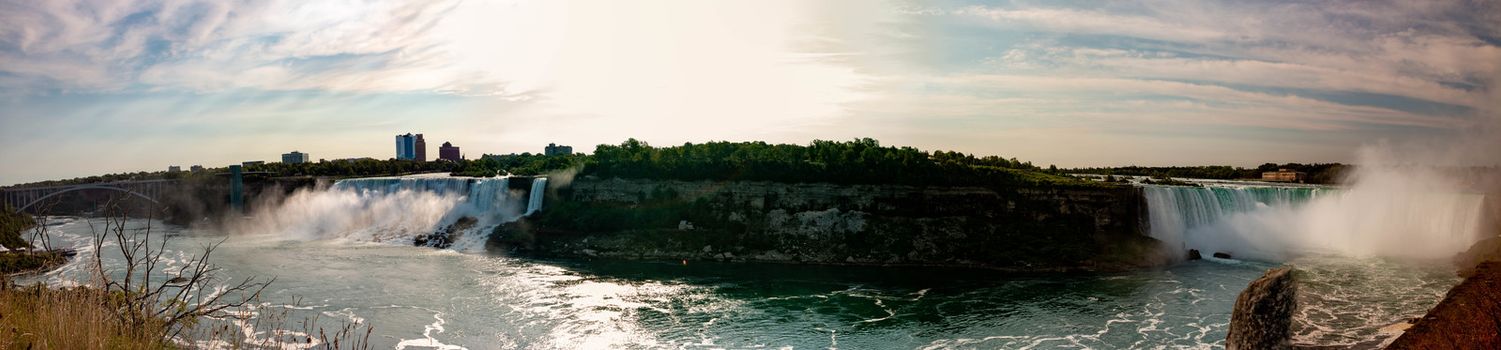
{"left": 1, "top": 179, "right": 177, "bottom": 213}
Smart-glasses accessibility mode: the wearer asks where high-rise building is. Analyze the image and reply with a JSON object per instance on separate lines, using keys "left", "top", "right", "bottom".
{"left": 396, "top": 133, "right": 428, "bottom": 161}
{"left": 544, "top": 143, "right": 573, "bottom": 156}
{"left": 396, "top": 133, "right": 416, "bottom": 160}
{"left": 415, "top": 134, "right": 427, "bottom": 162}
{"left": 168, "top": 166, "right": 181, "bottom": 173}
{"left": 190, "top": 165, "right": 204, "bottom": 172}
{"left": 282, "top": 151, "right": 310, "bottom": 164}
{"left": 438, "top": 141, "right": 462, "bottom": 161}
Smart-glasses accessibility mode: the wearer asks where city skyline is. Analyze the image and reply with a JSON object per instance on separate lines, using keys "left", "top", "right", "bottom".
{"left": 3, "top": 0, "right": 1500, "bottom": 186}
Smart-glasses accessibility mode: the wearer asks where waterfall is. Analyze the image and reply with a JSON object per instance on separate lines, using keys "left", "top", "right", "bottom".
{"left": 239, "top": 175, "right": 524, "bottom": 252}
{"left": 1144, "top": 185, "right": 1325, "bottom": 252}
{"left": 526, "top": 177, "right": 548, "bottom": 216}
{"left": 1144, "top": 183, "right": 1487, "bottom": 262}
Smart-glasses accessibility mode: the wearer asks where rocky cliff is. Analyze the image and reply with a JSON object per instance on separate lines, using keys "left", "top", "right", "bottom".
{"left": 489, "top": 177, "right": 1161, "bottom": 271}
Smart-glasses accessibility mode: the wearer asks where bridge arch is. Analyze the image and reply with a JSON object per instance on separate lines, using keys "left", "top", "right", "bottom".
{"left": 13, "top": 185, "right": 162, "bottom": 213}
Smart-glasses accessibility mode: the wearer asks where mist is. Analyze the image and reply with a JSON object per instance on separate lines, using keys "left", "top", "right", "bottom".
{"left": 1164, "top": 106, "right": 1501, "bottom": 262}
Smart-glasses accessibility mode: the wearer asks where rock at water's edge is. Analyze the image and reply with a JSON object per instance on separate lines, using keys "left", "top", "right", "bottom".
{"left": 1213, "top": 251, "right": 1233, "bottom": 259}
{"left": 1385, "top": 261, "right": 1501, "bottom": 349}
{"left": 1188, "top": 249, "right": 1202, "bottom": 260}
{"left": 1226, "top": 266, "right": 1296, "bottom": 350}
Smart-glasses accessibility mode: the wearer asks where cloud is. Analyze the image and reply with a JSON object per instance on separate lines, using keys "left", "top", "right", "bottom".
{"left": 0, "top": 0, "right": 487, "bottom": 94}
{"left": 2, "top": 0, "right": 1500, "bottom": 184}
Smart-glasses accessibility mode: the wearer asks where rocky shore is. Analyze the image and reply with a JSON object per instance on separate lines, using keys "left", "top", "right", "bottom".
{"left": 1384, "top": 233, "right": 1501, "bottom": 349}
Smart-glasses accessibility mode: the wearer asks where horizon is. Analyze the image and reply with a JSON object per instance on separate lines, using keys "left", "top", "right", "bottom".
{"left": 4, "top": 0, "right": 1500, "bottom": 186}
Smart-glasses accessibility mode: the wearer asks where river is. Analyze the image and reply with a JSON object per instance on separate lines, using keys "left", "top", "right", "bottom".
{"left": 23, "top": 217, "right": 1452, "bottom": 349}
{"left": 17, "top": 176, "right": 1473, "bottom": 349}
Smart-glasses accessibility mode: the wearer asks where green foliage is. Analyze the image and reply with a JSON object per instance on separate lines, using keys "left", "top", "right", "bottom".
{"left": 467, "top": 153, "right": 586, "bottom": 176}
{"left": 0, "top": 250, "right": 65, "bottom": 274}
{"left": 0, "top": 205, "right": 34, "bottom": 250}
{"left": 582, "top": 138, "right": 1101, "bottom": 188}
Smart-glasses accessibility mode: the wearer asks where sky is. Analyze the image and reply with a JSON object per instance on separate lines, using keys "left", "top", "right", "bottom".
{"left": 2, "top": 0, "right": 1499, "bottom": 185}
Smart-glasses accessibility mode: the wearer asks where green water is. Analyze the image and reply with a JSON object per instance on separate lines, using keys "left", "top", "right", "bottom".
{"left": 28, "top": 218, "right": 1454, "bottom": 349}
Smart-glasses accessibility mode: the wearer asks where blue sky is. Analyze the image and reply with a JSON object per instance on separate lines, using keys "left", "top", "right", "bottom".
{"left": 2, "top": 0, "right": 1498, "bottom": 185}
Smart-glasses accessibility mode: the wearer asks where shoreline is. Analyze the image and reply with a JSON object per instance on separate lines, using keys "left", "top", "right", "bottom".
{"left": 0, "top": 250, "right": 73, "bottom": 278}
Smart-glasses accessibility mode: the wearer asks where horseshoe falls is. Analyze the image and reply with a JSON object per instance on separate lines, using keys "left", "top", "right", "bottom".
{"left": 1144, "top": 183, "right": 1488, "bottom": 262}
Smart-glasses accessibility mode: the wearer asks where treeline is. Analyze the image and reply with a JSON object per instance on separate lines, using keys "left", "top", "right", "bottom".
{"left": 6, "top": 138, "right": 1094, "bottom": 189}
{"left": 3, "top": 170, "right": 206, "bottom": 189}
{"left": 244, "top": 154, "right": 585, "bottom": 178}
{"left": 581, "top": 138, "right": 1094, "bottom": 187}
{"left": 1069, "top": 163, "right": 1348, "bottom": 184}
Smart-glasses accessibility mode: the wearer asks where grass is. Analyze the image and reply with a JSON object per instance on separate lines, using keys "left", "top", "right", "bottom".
{"left": 0, "top": 283, "right": 172, "bottom": 349}
{"left": 0, "top": 279, "right": 376, "bottom": 349}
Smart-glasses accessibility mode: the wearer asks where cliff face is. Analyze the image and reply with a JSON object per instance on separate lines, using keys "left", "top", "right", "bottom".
{"left": 1226, "top": 266, "right": 1297, "bottom": 350}
{"left": 490, "top": 177, "right": 1160, "bottom": 271}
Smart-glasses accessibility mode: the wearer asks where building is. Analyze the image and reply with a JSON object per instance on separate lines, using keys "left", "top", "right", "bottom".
{"left": 396, "top": 133, "right": 428, "bottom": 161}
{"left": 415, "top": 134, "right": 427, "bottom": 162}
{"left": 396, "top": 133, "right": 416, "bottom": 160}
{"left": 167, "top": 166, "right": 181, "bottom": 173}
{"left": 544, "top": 143, "right": 573, "bottom": 156}
{"left": 242, "top": 161, "right": 265, "bottom": 167}
{"left": 282, "top": 151, "right": 310, "bottom": 164}
{"left": 1262, "top": 169, "right": 1307, "bottom": 182}
{"left": 438, "top": 142, "right": 462, "bottom": 161}
{"left": 190, "top": 165, "right": 204, "bottom": 172}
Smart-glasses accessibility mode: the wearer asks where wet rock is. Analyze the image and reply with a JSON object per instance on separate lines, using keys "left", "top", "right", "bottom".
{"left": 1213, "top": 251, "right": 1233, "bottom": 259}
{"left": 1188, "top": 249, "right": 1202, "bottom": 260}
{"left": 415, "top": 216, "right": 478, "bottom": 249}
{"left": 1226, "top": 266, "right": 1296, "bottom": 350}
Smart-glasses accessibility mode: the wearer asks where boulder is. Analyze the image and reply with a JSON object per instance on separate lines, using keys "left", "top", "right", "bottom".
{"left": 1213, "top": 251, "right": 1233, "bottom": 259}
{"left": 1188, "top": 249, "right": 1202, "bottom": 260}
{"left": 1226, "top": 266, "right": 1296, "bottom": 350}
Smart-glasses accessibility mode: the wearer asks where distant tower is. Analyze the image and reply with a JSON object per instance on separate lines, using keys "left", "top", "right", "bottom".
{"left": 396, "top": 133, "right": 420, "bottom": 160}
{"left": 415, "top": 134, "right": 427, "bottom": 162}
{"left": 439, "top": 141, "right": 462, "bottom": 161}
